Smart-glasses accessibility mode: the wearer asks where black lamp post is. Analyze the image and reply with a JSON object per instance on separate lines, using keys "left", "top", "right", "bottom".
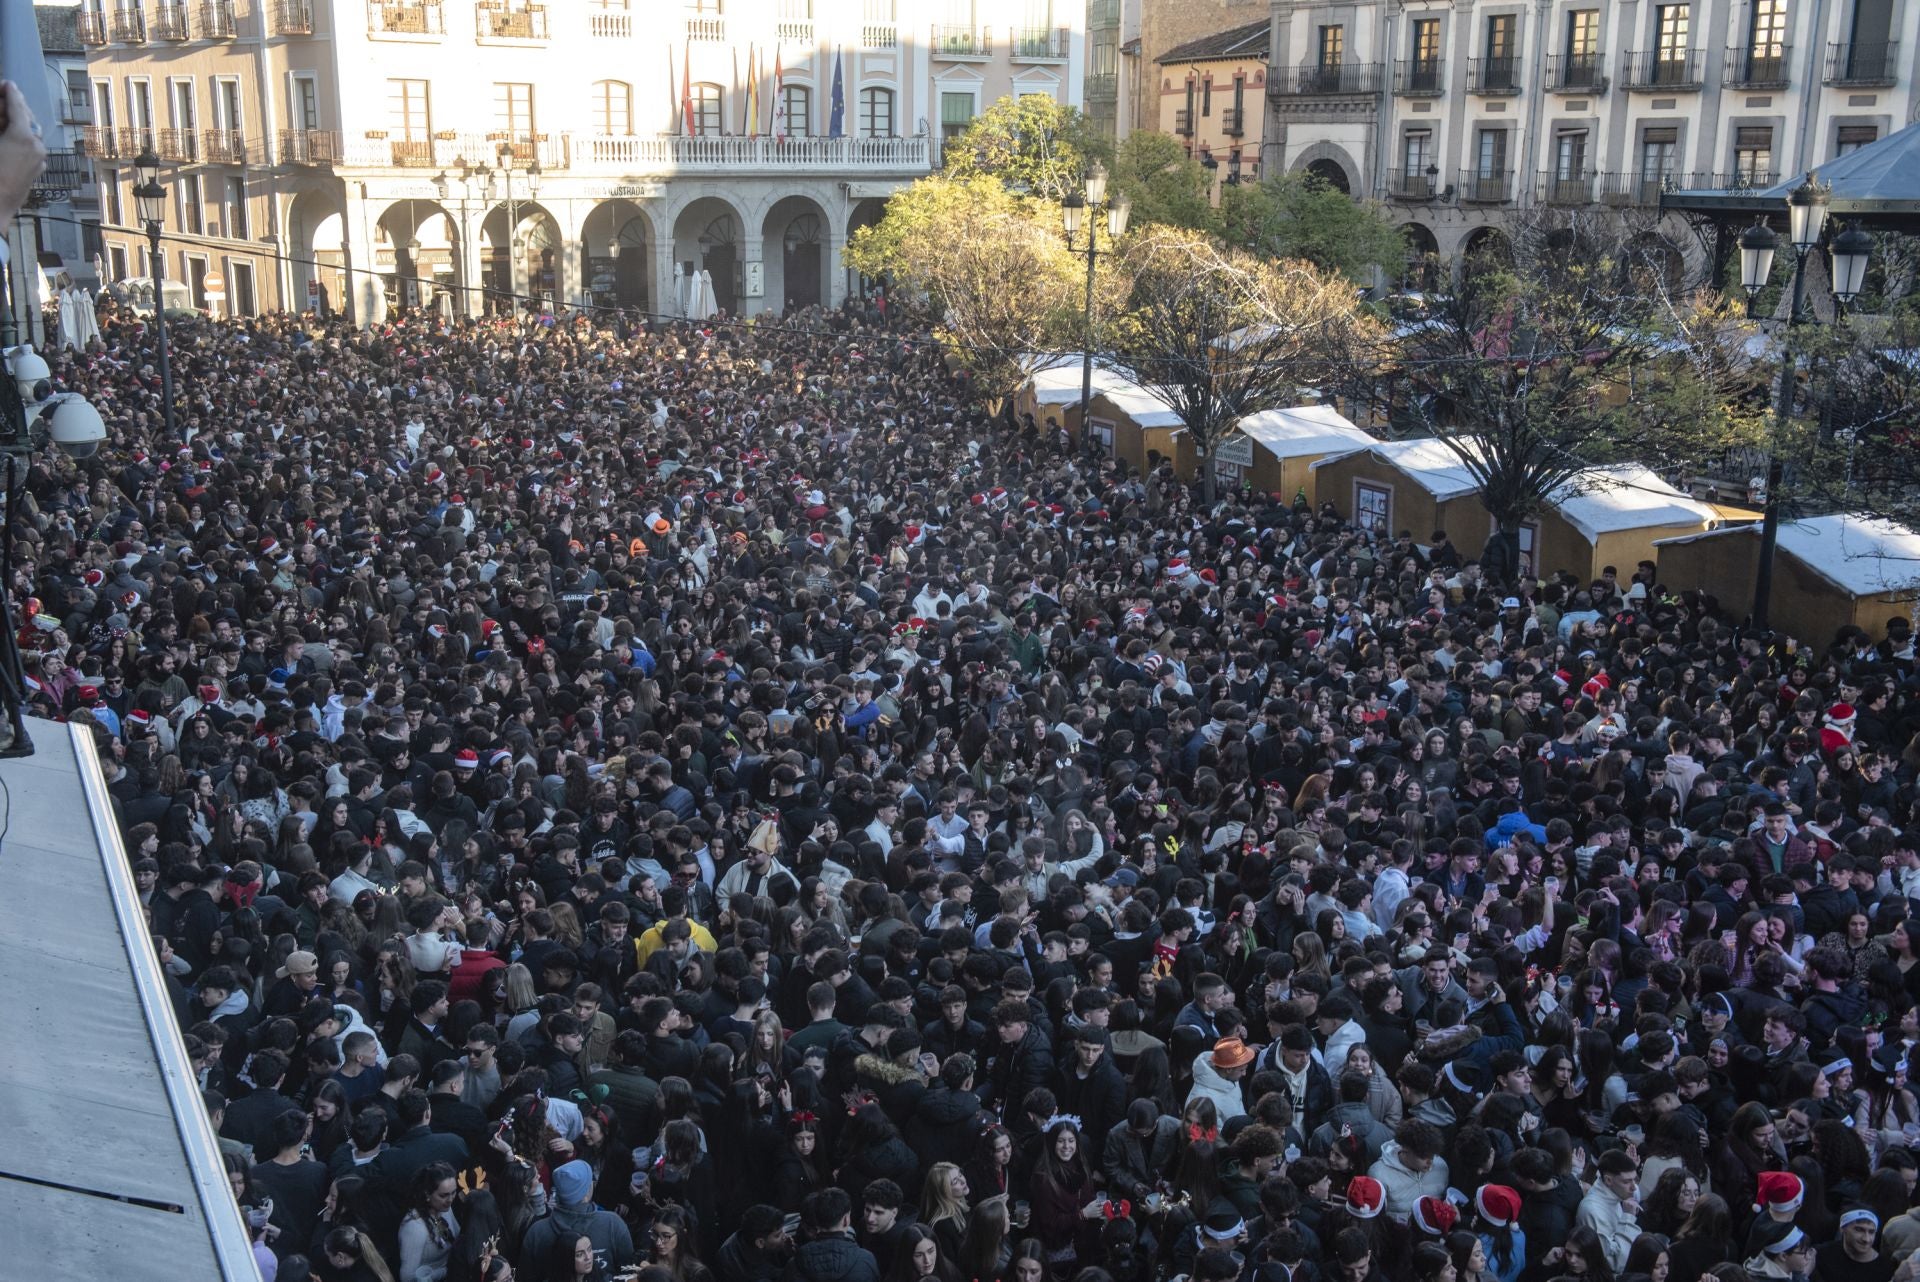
{"left": 131, "top": 148, "right": 177, "bottom": 438}
{"left": 1737, "top": 173, "right": 1872, "bottom": 632}
{"left": 1062, "top": 161, "right": 1131, "bottom": 436}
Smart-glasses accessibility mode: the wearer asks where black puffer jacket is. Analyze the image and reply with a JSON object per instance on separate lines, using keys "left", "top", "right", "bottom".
{"left": 783, "top": 1232, "right": 880, "bottom": 1282}
{"left": 905, "top": 1083, "right": 984, "bottom": 1185}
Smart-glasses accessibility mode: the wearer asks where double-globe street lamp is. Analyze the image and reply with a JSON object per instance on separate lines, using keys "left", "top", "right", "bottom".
{"left": 1736, "top": 173, "right": 1874, "bottom": 631}
{"left": 130, "top": 148, "right": 178, "bottom": 438}
{"left": 1062, "top": 162, "right": 1131, "bottom": 434}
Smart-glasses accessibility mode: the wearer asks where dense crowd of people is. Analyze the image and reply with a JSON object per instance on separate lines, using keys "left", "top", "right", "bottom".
{"left": 17, "top": 119, "right": 1920, "bottom": 1282}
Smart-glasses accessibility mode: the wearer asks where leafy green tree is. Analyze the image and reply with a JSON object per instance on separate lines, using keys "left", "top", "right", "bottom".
{"left": 1219, "top": 171, "right": 1407, "bottom": 285}
{"left": 1110, "top": 131, "right": 1219, "bottom": 234}
{"left": 940, "top": 94, "right": 1109, "bottom": 202}
{"left": 845, "top": 174, "right": 1089, "bottom": 408}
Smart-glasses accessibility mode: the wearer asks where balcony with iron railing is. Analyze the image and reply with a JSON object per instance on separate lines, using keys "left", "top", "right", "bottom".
{"left": 1468, "top": 55, "right": 1521, "bottom": 93}
{"left": 371, "top": 1, "right": 444, "bottom": 36}
{"left": 1088, "top": 0, "right": 1119, "bottom": 28}
{"left": 158, "top": 127, "right": 199, "bottom": 161}
{"left": 862, "top": 22, "right": 896, "bottom": 48}
{"left": 196, "top": 0, "right": 234, "bottom": 35}
{"left": 1011, "top": 26, "right": 1070, "bottom": 59}
{"left": 1457, "top": 167, "right": 1512, "bottom": 202}
{"left": 109, "top": 7, "right": 147, "bottom": 41}
{"left": 202, "top": 127, "right": 246, "bottom": 163}
{"left": 1386, "top": 171, "right": 1438, "bottom": 201}
{"left": 1599, "top": 171, "right": 1669, "bottom": 205}
{"left": 271, "top": 0, "right": 313, "bottom": 33}
{"left": 78, "top": 9, "right": 107, "bottom": 44}
{"left": 29, "top": 151, "right": 89, "bottom": 206}
{"left": 686, "top": 13, "right": 723, "bottom": 41}
{"left": 80, "top": 125, "right": 120, "bottom": 158}
{"left": 1620, "top": 49, "right": 1702, "bottom": 89}
{"left": 1220, "top": 106, "right": 1245, "bottom": 136}
{"left": 932, "top": 24, "right": 991, "bottom": 56}
{"left": 475, "top": 3, "right": 544, "bottom": 39}
{"left": 152, "top": 4, "right": 190, "bottom": 38}
{"left": 776, "top": 19, "right": 811, "bottom": 43}
{"left": 1726, "top": 44, "right": 1790, "bottom": 87}
{"left": 279, "top": 128, "right": 342, "bottom": 164}
{"left": 1085, "top": 72, "right": 1117, "bottom": 101}
{"left": 1825, "top": 41, "right": 1897, "bottom": 85}
{"left": 1393, "top": 59, "right": 1444, "bottom": 95}
{"left": 1544, "top": 52, "right": 1607, "bottom": 92}
{"left": 1271, "top": 63, "right": 1382, "bottom": 95}
{"left": 1538, "top": 170, "right": 1596, "bottom": 204}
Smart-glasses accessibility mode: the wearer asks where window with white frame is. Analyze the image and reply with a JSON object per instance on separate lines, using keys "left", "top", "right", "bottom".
{"left": 594, "top": 81, "right": 631, "bottom": 135}
{"left": 858, "top": 86, "right": 895, "bottom": 137}
{"left": 781, "top": 85, "right": 811, "bottom": 137}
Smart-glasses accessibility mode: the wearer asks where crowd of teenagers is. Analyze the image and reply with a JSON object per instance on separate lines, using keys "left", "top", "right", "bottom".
{"left": 24, "top": 267, "right": 1920, "bottom": 1282}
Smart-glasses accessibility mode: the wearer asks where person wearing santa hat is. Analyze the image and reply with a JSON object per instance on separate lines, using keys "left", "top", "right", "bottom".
{"left": 1745, "top": 1171, "right": 1805, "bottom": 1258}
{"left": 1409, "top": 1194, "right": 1457, "bottom": 1244}
{"left": 1821, "top": 702, "right": 1857, "bottom": 755}
{"left": 1472, "top": 1185, "right": 1526, "bottom": 1282}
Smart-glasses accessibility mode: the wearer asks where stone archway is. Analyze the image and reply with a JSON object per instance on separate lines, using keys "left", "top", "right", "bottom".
{"left": 1400, "top": 223, "right": 1440, "bottom": 292}
{"left": 1306, "top": 159, "right": 1351, "bottom": 194}
{"left": 671, "top": 196, "right": 744, "bottom": 316}
{"left": 581, "top": 200, "right": 654, "bottom": 312}
{"left": 374, "top": 198, "right": 457, "bottom": 316}
{"left": 479, "top": 199, "right": 563, "bottom": 312}
{"left": 1462, "top": 226, "right": 1514, "bottom": 277}
{"left": 286, "top": 189, "right": 346, "bottom": 316}
{"left": 764, "top": 194, "right": 830, "bottom": 314}
{"left": 1290, "top": 142, "right": 1362, "bottom": 196}
{"left": 846, "top": 197, "right": 889, "bottom": 301}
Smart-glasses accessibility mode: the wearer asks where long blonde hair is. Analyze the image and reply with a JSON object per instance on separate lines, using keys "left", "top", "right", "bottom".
{"left": 503, "top": 963, "right": 537, "bottom": 1015}
{"left": 920, "top": 1162, "right": 970, "bottom": 1227}
{"left": 547, "top": 900, "right": 585, "bottom": 949}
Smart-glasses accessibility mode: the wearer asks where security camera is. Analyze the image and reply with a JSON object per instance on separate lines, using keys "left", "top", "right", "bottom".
{"left": 38, "top": 394, "right": 106, "bottom": 459}
{"left": 5, "top": 346, "right": 50, "bottom": 403}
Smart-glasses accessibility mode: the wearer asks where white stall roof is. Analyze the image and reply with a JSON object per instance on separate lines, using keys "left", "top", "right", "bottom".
{"left": 1310, "top": 437, "right": 1487, "bottom": 501}
{"left": 1549, "top": 464, "right": 1721, "bottom": 539}
{"left": 1095, "top": 380, "right": 1187, "bottom": 429}
{"left": 1233, "top": 405, "right": 1375, "bottom": 460}
{"left": 1027, "top": 358, "right": 1139, "bottom": 406}
{"left": 1656, "top": 512, "right": 1920, "bottom": 595}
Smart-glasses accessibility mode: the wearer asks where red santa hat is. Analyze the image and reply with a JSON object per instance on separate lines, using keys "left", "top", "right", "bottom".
{"left": 1412, "top": 1195, "right": 1457, "bottom": 1236}
{"left": 1475, "top": 1185, "right": 1521, "bottom": 1228}
{"left": 1344, "top": 1176, "right": 1384, "bottom": 1220}
{"left": 1825, "top": 702, "right": 1857, "bottom": 727}
{"left": 454, "top": 749, "right": 480, "bottom": 770}
{"left": 1755, "top": 1171, "right": 1805, "bottom": 1214}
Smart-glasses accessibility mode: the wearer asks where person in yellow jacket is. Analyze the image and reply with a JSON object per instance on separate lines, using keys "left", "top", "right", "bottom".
{"left": 633, "top": 889, "right": 718, "bottom": 968}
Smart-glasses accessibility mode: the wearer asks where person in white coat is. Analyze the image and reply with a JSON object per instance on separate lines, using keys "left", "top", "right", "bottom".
{"left": 1576, "top": 1149, "right": 1643, "bottom": 1273}
{"left": 1186, "top": 1037, "right": 1254, "bottom": 1122}
{"left": 1366, "top": 1120, "right": 1450, "bottom": 1221}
